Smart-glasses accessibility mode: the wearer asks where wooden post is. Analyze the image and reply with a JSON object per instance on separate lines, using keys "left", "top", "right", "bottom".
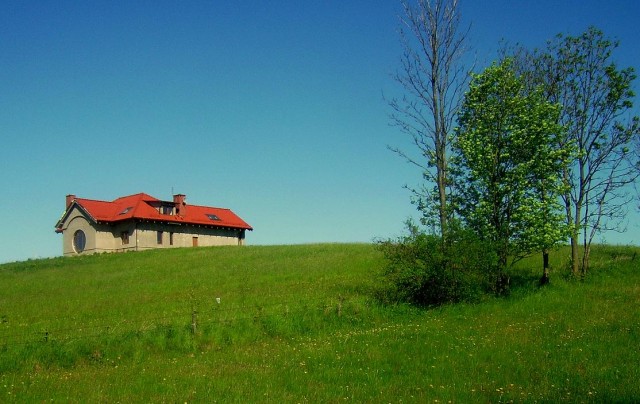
{"left": 191, "top": 310, "right": 198, "bottom": 334}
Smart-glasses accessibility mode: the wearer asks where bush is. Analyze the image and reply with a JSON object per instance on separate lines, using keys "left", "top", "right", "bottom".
{"left": 376, "top": 223, "right": 499, "bottom": 306}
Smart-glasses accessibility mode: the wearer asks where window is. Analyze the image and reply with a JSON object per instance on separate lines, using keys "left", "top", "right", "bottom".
{"left": 206, "top": 214, "right": 221, "bottom": 221}
{"left": 157, "top": 231, "right": 163, "bottom": 245}
{"left": 119, "top": 207, "right": 133, "bottom": 215}
{"left": 162, "top": 205, "right": 173, "bottom": 215}
{"left": 73, "top": 230, "right": 86, "bottom": 253}
{"left": 121, "top": 231, "right": 129, "bottom": 245}
{"left": 169, "top": 232, "right": 174, "bottom": 246}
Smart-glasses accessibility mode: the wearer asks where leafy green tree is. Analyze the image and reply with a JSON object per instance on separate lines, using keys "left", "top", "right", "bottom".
{"left": 453, "top": 59, "right": 570, "bottom": 277}
{"left": 513, "top": 27, "right": 640, "bottom": 276}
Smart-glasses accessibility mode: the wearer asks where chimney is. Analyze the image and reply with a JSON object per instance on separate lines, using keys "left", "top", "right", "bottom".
{"left": 173, "top": 194, "right": 186, "bottom": 216}
{"left": 66, "top": 194, "right": 76, "bottom": 209}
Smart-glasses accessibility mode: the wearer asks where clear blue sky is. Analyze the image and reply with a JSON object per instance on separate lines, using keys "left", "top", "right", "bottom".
{"left": 1, "top": 1, "right": 638, "bottom": 263}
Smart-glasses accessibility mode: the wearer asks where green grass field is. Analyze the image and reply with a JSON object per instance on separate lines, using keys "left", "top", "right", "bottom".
{"left": 1, "top": 243, "right": 638, "bottom": 402}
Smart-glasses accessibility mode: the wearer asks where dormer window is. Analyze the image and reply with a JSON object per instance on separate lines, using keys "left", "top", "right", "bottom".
{"left": 206, "top": 214, "right": 221, "bottom": 221}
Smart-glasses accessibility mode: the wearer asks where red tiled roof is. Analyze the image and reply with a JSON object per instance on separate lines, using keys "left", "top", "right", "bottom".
{"left": 57, "top": 193, "right": 252, "bottom": 230}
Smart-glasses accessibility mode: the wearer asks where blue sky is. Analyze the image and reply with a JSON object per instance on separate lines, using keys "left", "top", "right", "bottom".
{"left": 1, "top": 1, "right": 638, "bottom": 263}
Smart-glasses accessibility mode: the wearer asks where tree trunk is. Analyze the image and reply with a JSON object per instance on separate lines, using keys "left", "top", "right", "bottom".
{"left": 562, "top": 180, "right": 579, "bottom": 277}
{"left": 433, "top": 38, "right": 447, "bottom": 239}
{"left": 437, "top": 162, "right": 447, "bottom": 237}
{"left": 495, "top": 244, "right": 510, "bottom": 295}
{"left": 540, "top": 249, "right": 550, "bottom": 285}
{"left": 581, "top": 243, "right": 590, "bottom": 278}
{"left": 570, "top": 197, "right": 582, "bottom": 277}
{"left": 570, "top": 235, "right": 579, "bottom": 276}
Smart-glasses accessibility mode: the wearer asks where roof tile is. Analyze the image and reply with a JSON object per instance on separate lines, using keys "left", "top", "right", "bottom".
{"left": 66, "top": 193, "right": 252, "bottom": 230}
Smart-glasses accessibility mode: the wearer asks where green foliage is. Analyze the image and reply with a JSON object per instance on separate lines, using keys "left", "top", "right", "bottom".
{"left": 521, "top": 26, "right": 640, "bottom": 274}
{"left": 453, "top": 58, "right": 570, "bottom": 270}
{"left": 376, "top": 222, "right": 499, "bottom": 306}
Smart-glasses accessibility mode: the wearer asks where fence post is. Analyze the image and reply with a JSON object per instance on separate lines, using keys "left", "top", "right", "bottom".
{"left": 191, "top": 310, "right": 198, "bottom": 334}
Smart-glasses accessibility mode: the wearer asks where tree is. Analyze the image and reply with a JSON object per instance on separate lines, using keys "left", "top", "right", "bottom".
{"left": 516, "top": 27, "right": 640, "bottom": 276}
{"left": 453, "top": 59, "right": 569, "bottom": 277}
{"left": 387, "top": 0, "right": 469, "bottom": 236}
{"left": 500, "top": 44, "right": 574, "bottom": 284}
{"left": 376, "top": 220, "right": 499, "bottom": 306}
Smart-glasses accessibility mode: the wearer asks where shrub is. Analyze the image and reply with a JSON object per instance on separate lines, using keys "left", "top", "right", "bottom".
{"left": 376, "top": 223, "right": 498, "bottom": 306}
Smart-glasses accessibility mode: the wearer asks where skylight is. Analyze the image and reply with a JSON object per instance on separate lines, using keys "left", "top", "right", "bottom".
{"left": 206, "top": 214, "right": 221, "bottom": 221}
{"left": 119, "top": 207, "right": 133, "bottom": 215}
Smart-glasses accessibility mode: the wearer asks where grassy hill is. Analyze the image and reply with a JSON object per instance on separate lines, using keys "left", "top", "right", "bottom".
{"left": 0, "top": 243, "right": 638, "bottom": 402}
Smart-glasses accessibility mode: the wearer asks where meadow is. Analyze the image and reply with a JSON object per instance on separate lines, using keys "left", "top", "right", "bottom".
{"left": 0, "top": 243, "right": 638, "bottom": 402}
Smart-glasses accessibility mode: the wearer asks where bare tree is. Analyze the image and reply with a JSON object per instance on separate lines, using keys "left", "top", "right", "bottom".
{"left": 387, "top": 0, "right": 469, "bottom": 236}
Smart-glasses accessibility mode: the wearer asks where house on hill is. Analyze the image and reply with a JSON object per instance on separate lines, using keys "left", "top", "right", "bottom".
{"left": 55, "top": 193, "right": 252, "bottom": 256}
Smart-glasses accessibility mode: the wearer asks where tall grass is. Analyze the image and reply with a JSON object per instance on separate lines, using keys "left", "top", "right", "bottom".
{"left": 0, "top": 243, "right": 638, "bottom": 402}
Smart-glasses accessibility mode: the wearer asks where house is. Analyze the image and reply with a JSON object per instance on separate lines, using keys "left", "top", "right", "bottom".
{"left": 55, "top": 193, "right": 252, "bottom": 256}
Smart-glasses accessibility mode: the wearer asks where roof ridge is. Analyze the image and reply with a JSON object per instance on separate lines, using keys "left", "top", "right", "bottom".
{"left": 114, "top": 192, "right": 158, "bottom": 201}
{"left": 184, "top": 203, "right": 232, "bottom": 210}
{"left": 75, "top": 193, "right": 154, "bottom": 204}
{"left": 75, "top": 197, "right": 111, "bottom": 203}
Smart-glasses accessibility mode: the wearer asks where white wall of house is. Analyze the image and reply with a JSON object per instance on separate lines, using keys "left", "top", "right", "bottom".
{"left": 132, "top": 222, "right": 244, "bottom": 251}
{"left": 62, "top": 212, "right": 97, "bottom": 256}
{"left": 60, "top": 206, "right": 245, "bottom": 257}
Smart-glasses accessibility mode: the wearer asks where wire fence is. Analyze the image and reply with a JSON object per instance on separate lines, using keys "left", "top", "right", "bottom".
{"left": 0, "top": 294, "right": 355, "bottom": 349}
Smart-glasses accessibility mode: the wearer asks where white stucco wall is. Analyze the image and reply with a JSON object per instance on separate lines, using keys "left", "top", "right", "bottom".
{"left": 59, "top": 207, "right": 245, "bottom": 256}
{"left": 61, "top": 209, "right": 99, "bottom": 256}
{"left": 133, "top": 223, "right": 244, "bottom": 251}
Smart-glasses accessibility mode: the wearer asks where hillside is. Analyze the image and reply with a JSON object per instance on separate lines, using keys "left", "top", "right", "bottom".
{"left": 0, "top": 243, "right": 638, "bottom": 402}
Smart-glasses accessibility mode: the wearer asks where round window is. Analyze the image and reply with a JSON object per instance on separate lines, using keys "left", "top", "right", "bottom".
{"left": 73, "top": 230, "right": 86, "bottom": 253}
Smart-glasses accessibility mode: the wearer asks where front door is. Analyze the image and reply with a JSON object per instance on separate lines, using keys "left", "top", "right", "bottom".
{"left": 192, "top": 236, "right": 198, "bottom": 247}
